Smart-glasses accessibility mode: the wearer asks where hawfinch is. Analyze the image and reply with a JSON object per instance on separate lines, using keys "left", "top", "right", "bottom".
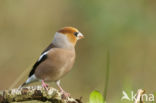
{"left": 20, "top": 27, "right": 84, "bottom": 97}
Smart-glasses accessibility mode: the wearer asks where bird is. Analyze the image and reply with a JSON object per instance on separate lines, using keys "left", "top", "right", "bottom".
{"left": 19, "top": 27, "right": 84, "bottom": 98}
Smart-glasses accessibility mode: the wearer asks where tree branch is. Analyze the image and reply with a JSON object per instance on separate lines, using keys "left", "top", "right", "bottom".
{"left": 0, "top": 86, "right": 82, "bottom": 103}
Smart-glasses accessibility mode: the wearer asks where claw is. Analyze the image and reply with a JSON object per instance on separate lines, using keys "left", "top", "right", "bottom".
{"left": 56, "top": 80, "right": 70, "bottom": 99}
{"left": 42, "top": 80, "right": 49, "bottom": 91}
{"left": 60, "top": 90, "right": 70, "bottom": 99}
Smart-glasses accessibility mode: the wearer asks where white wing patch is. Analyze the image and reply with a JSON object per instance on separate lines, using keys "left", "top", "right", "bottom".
{"left": 38, "top": 51, "right": 48, "bottom": 61}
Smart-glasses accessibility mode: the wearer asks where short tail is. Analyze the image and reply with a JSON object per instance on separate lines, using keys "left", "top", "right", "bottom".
{"left": 18, "top": 74, "right": 37, "bottom": 89}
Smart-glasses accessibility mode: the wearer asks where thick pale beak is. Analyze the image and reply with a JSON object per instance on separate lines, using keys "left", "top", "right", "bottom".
{"left": 78, "top": 32, "right": 84, "bottom": 39}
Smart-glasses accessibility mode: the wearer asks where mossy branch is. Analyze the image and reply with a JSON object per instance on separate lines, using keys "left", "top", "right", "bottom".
{"left": 0, "top": 86, "right": 82, "bottom": 103}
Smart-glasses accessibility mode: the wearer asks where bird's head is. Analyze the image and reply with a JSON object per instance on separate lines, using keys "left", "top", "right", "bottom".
{"left": 58, "top": 27, "right": 84, "bottom": 44}
{"left": 53, "top": 27, "right": 84, "bottom": 48}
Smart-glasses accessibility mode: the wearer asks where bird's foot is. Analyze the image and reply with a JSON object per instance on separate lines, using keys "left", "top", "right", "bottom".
{"left": 56, "top": 80, "right": 70, "bottom": 99}
{"left": 60, "top": 90, "right": 71, "bottom": 99}
{"left": 42, "top": 80, "right": 49, "bottom": 91}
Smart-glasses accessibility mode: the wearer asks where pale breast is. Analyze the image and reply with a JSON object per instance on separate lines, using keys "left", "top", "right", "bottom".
{"left": 35, "top": 48, "right": 75, "bottom": 82}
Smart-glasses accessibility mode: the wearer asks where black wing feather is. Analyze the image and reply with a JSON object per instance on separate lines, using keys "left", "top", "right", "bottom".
{"left": 29, "top": 43, "right": 55, "bottom": 77}
{"left": 29, "top": 54, "right": 47, "bottom": 77}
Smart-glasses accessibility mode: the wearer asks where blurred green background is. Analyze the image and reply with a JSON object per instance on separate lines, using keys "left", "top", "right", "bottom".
{"left": 0, "top": 0, "right": 156, "bottom": 102}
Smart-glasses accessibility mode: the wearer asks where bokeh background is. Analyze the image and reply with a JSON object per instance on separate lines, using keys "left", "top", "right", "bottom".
{"left": 0, "top": 0, "right": 156, "bottom": 103}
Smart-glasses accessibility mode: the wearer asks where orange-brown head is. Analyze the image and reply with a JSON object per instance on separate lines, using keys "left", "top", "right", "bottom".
{"left": 52, "top": 27, "right": 84, "bottom": 49}
{"left": 58, "top": 27, "right": 84, "bottom": 45}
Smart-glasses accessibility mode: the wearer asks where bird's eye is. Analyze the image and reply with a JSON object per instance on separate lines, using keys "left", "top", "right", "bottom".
{"left": 74, "top": 32, "right": 78, "bottom": 37}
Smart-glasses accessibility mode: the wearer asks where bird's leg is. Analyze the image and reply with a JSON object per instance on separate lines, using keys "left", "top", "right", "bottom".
{"left": 56, "top": 80, "right": 70, "bottom": 98}
{"left": 41, "top": 80, "right": 49, "bottom": 91}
